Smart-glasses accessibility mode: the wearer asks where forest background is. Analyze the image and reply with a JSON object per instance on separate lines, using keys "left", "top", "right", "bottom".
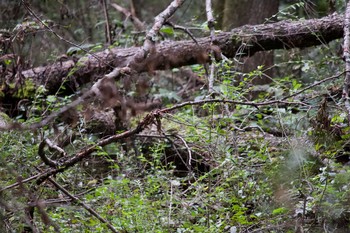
{"left": 0, "top": 0, "right": 349, "bottom": 232}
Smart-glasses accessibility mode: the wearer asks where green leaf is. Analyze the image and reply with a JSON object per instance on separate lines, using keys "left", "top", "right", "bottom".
{"left": 272, "top": 207, "right": 288, "bottom": 216}
{"left": 160, "top": 27, "right": 174, "bottom": 36}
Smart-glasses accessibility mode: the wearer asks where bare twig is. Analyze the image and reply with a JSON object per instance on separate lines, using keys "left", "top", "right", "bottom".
{"left": 44, "top": 175, "right": 118, "bottom": 233}
{"left": 28, "top": 189, "right": 95, "bottom": 206}
{"left": 282, "top": 71, "right": 345, "bottom": 101}
{"left": 0, "top": 174, "right": 41, "bottom": 193}
{"left": 160, "top": 99, "right": 306, "bottom": 114}
{"left": 111, "top": 3, "right": 145, "bottom": 31}
{"left": 172, "top": 134, "right": 192, "bottom": 167}
{"left": 165, "top": 21, "right": 198, "bottom": 44}
{"left": 38, "top": 139, "right": 62, "bottom": 167}
{"left": 145, "top": 0, "right": 186, "bottom": 43}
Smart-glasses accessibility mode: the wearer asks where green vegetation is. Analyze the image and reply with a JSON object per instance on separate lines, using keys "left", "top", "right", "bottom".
{"left": 1, "top": 0, "right": 350, "bottom": 232}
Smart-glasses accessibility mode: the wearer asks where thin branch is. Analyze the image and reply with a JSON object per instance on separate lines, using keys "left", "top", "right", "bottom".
{"left": 160, "top": 99, "right": 306, "bottom": 114}
{"left": 28, "top": 189, "right": 95, "bottom": 206}
{"left": 145, "top": 0, "right": 186, "bottom": 43}
{"left": 282, "top": 71, "right": 345, "bottom": 101}
{"left": 44, "top": 175, "right": 118, "bottom": 233}
{"left": 172, "top": 134, "right": 192, "bottom": 168}
{"left": 0, "top": 174, "right": 41, "bottom": 193}
{"left": 165, "top": 21, "right": 198, "bottom": 44}
{"left": 38, "top": 139, "right": 61, "bottom": 167}
{"left": 111, "top": 3, "right": 145, "bottom": 31}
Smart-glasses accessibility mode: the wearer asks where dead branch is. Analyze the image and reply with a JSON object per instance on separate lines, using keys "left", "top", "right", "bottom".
{"left": 44, "top": 175, "right": 118, "bottom": 233}
{"left": 38, "top": 139, "right": 59, "bottom": 167}
{"left": 111, "top": 2, "right": 145, "bottom": 31}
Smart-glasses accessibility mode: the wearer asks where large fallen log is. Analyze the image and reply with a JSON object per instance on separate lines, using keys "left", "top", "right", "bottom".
{"left": 2, "top": 13, "right": 344, "bottom": 97}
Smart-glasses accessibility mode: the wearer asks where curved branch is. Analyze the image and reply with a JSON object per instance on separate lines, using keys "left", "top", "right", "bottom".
{"left": 38, "top": 139, "right": 65, "bottom": 167}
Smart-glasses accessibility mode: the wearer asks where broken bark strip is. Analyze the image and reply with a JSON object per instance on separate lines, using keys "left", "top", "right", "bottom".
{"left": 15, "top": 13, "right": 343, "bottom": 95}
{"left": 344, "top": 2, "right": 350, "bottom": 123}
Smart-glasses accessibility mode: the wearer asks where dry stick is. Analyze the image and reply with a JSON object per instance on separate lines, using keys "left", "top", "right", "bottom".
{"left": 170, "top": 134, "right": 193, "bottom": 178}
{"left": 0, "top": 174, "right": 41, "bottom": 193}
{"left": 161, "top": 99, "right": 305, "bottom": 114}
{"left": 28, "top": 188, "right": 95, "bottom": 206}
{"left": 282, "top": 71, "right": 346, "bottom": 101}
{"left": 205, "top": 0, "right": 216, "bottom": 93}
{"left": 343, "top": 2, "right": 350, "bottom": 123}
{"left": 204, "top": 9, "right": 217, "bottom": 227}
{"left": 165, "top": 21, "right": 198, "bottom": 44}
{"left": 111, "top": 3, "right": 145, "bottom": 31}
{"left": 43, "top": 175, "right": 118, "bottom": 233}
{"left": 38, "top": 139, "right": 60, "bottom": 167}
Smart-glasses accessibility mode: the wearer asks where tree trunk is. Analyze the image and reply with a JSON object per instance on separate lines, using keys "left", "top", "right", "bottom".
{"left": 212, "top": 0, "right": 225, "bottom": 29}
{"left": 222, "top": 0, "right": 279, "bottom": 29}
{"left": 222, "top": 0, "right": 279, "bottom": 87}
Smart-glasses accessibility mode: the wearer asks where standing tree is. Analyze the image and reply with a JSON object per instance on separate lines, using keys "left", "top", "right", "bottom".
{"left": 217, "top": 0, "right": 279, "bottom": 90}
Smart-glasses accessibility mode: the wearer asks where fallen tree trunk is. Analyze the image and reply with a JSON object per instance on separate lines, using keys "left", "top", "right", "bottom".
{"left": 2, "top": 13, "right": 344, "bottom": 98}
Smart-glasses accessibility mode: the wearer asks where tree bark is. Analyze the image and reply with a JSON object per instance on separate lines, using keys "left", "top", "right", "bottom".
{"left": 212, "top": 0, "right": 225, "bottom": 29}
{"left": 222, "top": 0, "right": 279, "bottom": 87}
{"left": 1, "top": 13, "right": 344, "bottom": 99}
{"left": 222, "top": 0, "right": 278, "bottom": 30}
